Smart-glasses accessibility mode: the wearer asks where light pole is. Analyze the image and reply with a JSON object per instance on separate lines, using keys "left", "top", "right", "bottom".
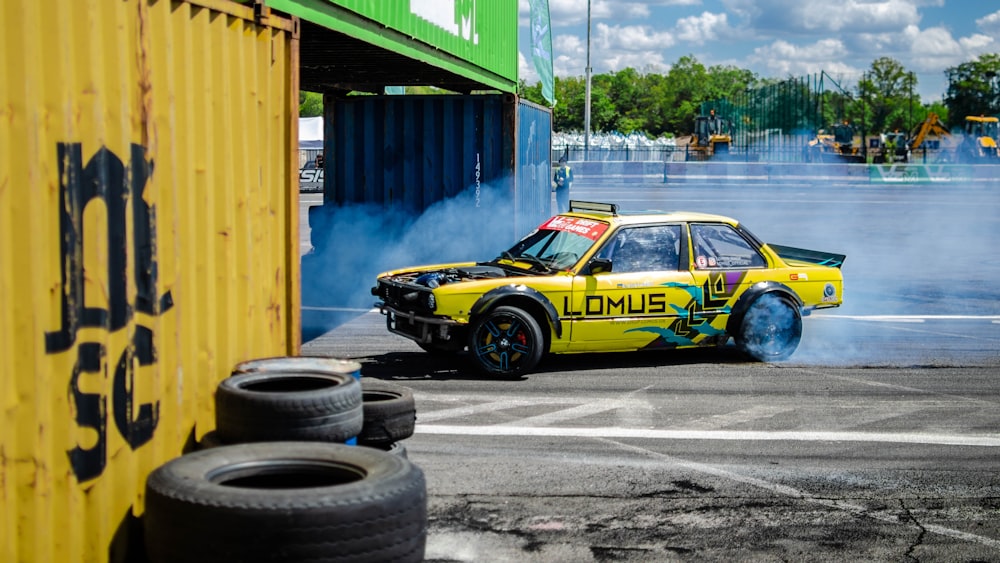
{"left": 584, "top": 0, "right": 592, "bottom": 161}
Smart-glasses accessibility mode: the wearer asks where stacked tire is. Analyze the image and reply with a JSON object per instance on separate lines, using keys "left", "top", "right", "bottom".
{"left": 357, "top": 379, "right": 417, "bottom": 456}
{"left": 143, "top": 357, "right": 425, "bottom": 563}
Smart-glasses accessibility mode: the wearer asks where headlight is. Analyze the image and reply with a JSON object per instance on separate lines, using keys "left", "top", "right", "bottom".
{"left": 426, "top": 292, "right": 436, "bottom": 311}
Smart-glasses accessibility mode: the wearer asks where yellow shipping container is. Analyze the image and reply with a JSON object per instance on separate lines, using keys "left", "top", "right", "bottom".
{"left": 0, "top": 0, "right": 300, "bottom": 560}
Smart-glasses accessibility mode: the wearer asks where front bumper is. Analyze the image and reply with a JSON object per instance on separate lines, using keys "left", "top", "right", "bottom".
{"left": 376, "top": 303, "right": 463, "bottom": 345}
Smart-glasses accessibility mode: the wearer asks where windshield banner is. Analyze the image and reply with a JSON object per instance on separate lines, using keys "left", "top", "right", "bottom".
{"left": 541, "top": 216, "right": 608, "bottom": 240}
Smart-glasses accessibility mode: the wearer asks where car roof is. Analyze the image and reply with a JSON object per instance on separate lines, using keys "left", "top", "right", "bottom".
{"left": 562, "top": 201, "right": 739, "bottom": 227}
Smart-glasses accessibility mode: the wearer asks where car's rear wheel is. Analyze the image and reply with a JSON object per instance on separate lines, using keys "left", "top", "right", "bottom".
{"left": 736, "top": 294, "right": 801, "bottom": 361}
{"left": 469, "top": 305, "right": 544, "bottom": 377}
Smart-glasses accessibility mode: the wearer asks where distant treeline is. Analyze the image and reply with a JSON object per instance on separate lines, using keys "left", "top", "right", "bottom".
{"left": 519, "top": 53, "right": 1000, "bottom": 137}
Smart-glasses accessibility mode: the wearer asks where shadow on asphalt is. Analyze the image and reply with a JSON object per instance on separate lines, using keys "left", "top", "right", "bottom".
{"left": 357, "top": 345, "right": 753, "bottom": 382}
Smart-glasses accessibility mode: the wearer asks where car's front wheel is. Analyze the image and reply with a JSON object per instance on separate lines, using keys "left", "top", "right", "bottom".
{"left": 736, "top": 294, "right": 802, "bottom": 361}
{"left": 469, "top": 305, "right": 544, "bottom": 377}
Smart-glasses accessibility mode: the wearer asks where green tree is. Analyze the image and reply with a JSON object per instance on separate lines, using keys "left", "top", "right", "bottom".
{"left": 856, "top": 57, "right": 919, "bottom": 133}
{"left": 662, "top": 55, "right": 710, "bottom": 134}
{"left": 551, "top": 75, "right": 585, "bottom": 131}
{"left": 299, "top": 91, "right": 323, "bottom": 117}
{"left": 519, "top": 79, "right": 547, "bottom": 107}
{"left": 944, "top": 53, "right": 1000, "bottom": 128}
{"left": 605, "top": 68, "right": 642, "bottom": 133}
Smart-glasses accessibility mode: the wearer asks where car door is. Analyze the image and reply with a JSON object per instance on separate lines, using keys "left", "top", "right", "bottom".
{"left": 567, "top": 224, "right": 698, "bottom": 352}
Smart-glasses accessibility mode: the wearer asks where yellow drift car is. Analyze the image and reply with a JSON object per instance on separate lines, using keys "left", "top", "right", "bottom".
{"left": 372, "top": 201, "right": 845, "bottom": 377}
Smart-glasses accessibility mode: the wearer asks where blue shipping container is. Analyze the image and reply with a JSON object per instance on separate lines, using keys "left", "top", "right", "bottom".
{"left": 320, "top": 93, "right": 551, "bottom": 240}
{"left": 302, "top": 94, "right": 551, "bottom": 335}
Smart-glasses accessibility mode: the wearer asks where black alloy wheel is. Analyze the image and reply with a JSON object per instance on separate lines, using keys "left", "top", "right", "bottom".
{"left": 469, "top": 305, "right": 544, "bottom": 377}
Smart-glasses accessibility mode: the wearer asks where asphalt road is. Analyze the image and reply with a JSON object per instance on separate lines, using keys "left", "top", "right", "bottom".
{"left": 301, "top": 180, "right": 1000, "bottom": 562}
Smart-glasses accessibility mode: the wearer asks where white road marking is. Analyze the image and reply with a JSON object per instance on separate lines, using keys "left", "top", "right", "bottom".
{"left": 684, "top": 406, "right": 795, "bottom": 430}
{"left": 815, "top": 314, "right": 1000, "bottom": 322}
{"left": 301, "top": 306, "right": 373, "bottom": 313}
{"left": 497, "top": 400, "right": 623, "bottom": 427}
{"left": 416, "top": 424, "right": 1000, "bottom": 447}
{"left": 416, "top": 399, "right": 561, "bottom": 423}
{"left": 603, "top": 439, "right": 1000, "bottom": 551}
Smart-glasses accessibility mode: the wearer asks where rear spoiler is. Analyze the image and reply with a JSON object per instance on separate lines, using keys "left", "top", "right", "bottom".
{"left": 769, "top": 243, "right": 845, "bottom": 269}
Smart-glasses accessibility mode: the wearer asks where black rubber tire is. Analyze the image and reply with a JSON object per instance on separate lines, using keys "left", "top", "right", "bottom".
{"left": 232, "top": 356, "right": 361, "bottom": 377}
{"left": 144, "top": 442, "right": 426, "bottom": 563}
{"left": 468, "top": 305, "right": 545, "bottom": 377}
{"left": 358, "top": 380, "right": 417, "bottom": 445}
{"left": 197, "top": 430, "right": 228, "bottom": 450}
{"left": 215, "top": 371, "right": 363, "bottom": 444}
{"left": 736, "top": 293, "right": 802, "bottom": 362}
{"left": 362, "top": 441, "right": 408, "bottom": 459}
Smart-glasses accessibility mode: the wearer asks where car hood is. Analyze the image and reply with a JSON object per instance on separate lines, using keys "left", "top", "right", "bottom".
{"left": 378, "top": 262, "right": 525, "bottom": 289}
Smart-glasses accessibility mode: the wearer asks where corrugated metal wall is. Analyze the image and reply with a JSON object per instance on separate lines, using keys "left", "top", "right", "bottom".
{"left": 272, "top": 0, "right": 518, "bottom": 93}
{"left": 323, "top": 0, "right": 518, "bottom": 83}
{"left": 324, "top": 94, "right": 513, "bottom": 215}
{"left": 515, "top": 99, "right": 554, "bottom": 235}
{"left": 0, "top": 1, "right": 300, "bottom": 561}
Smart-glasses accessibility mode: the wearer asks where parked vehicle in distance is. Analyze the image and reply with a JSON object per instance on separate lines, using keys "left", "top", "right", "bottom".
{"left": 807, "top": 122, "right": 865, "bottom": 163}
{"left": 960, "top": 115, "right": 1000, "bottom": 162}
{"left": 372, "top": 201, "right": 846, "bottom": 377}
{"left": 685, "top": 110, "right": 734, "bottom": 161}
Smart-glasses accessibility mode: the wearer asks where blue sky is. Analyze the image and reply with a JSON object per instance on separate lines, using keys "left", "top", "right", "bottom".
{"left": 517, "top": 0, "right": 1000, "bottom": 103}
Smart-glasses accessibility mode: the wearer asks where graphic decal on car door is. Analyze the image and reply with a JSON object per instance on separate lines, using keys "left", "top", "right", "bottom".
{"left": 626, "top": 271, "right": 748, "bottom": 349}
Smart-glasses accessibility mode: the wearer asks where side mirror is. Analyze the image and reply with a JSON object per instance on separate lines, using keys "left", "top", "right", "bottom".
{"left": 585, "top": 257, "right": 613, "bottom": 275}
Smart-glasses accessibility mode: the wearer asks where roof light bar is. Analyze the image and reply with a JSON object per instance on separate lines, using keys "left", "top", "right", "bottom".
{"left": 569, "top": 200, "right": 618, "bottom": 215}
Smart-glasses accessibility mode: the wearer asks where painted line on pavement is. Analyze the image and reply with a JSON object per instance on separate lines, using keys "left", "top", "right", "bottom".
{"left": 416, "top": 425, "right": 1000, "bottom": 447}
{"left": 814, "top": 314, "right": 1000, "bottom": 322}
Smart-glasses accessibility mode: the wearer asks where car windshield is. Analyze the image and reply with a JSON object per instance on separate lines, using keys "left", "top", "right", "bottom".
{"left": 496, "top": 216, "right": 609, "bottom": 271}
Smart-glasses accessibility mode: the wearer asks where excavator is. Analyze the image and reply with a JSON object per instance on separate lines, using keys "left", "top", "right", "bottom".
{"left": 685, "top": 110, "right": 733, "bottom": 161}
{"left": 904, "top": 113, "right": 954, "bottom": 163}
{"left": 959, "top": 115, "right": 1000, "bottom": 162}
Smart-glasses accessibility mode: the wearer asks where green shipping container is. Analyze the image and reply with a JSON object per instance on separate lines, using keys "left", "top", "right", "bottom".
{"left": 271, "top": 0, "right": 518, "bottom": 93}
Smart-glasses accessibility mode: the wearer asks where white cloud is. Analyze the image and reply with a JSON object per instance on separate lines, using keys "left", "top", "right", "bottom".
{"left": 748, "top": 38, "right": 857, "bottom": 77}
{"left": 723, "top": 0, "right": 920, "bottom": 35}
{"left": 593, "top": 22, "right": 676, "bottom": 51}
{"left": 599, "top": 52, "right": 669, "bottom": 73}
{"left": 896, "top": 25, "right": 995, "bottom": 72}
{"left": 976, "top": 10, "right": 1000, "bottom": 37}
{"left": 540, "top": 0, "right": 651, "bottom": 27}
{"left": 675, "top": 12, "right": 732, "bottom": 45}
{"left": 518, "top": 51, "right": 539, "bottom": 84}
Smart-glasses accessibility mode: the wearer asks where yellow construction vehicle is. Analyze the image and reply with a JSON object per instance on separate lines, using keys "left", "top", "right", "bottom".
{"left": 806, "top": 121, "right": 864, "bottom": 163}
{"left": 959, "top": 115, "right": 1000, "bottom": 162}
{"left": 906, "top": 113, "right": 955, "bottom": 163}
{"left": 685, "top": 110, "right": 733, "bottom": 161}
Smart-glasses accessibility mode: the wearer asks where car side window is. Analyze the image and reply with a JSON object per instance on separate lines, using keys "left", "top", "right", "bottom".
{"left": 690, "top": 223, "right": 766, "bottom": 269}
{"left": 598, "top": 225, "right": 681, "bottom": 273}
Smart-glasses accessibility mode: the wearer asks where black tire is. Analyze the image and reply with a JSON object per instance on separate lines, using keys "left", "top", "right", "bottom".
{"left": 144, "top": 442, "right": 426, "bottom": 563}
{"left": 362, "top": 441, "right": 408, "bottom": 459}
{"left": 233, "top": 356, "right": 361, "bottom": 377}
{"left": 358, "top": 380, "right": 417, "bottom": 445}
{"left": 197, "top": 430, "right": 228, "bottom": 450}
{"left": 468, "top": 305, "right": 545, "bottom": 377}
{"left": 736, "top": 293, "right": 802, "bottom": 362}
{"left": 215, "top": 371, "right": 363, "bottom": 444}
